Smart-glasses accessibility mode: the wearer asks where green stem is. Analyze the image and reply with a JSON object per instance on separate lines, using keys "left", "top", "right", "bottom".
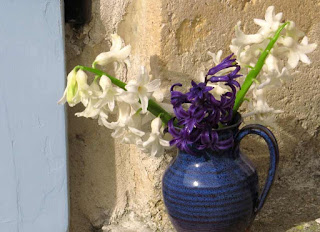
{"left": 75, "top": 65, "right": 174, "bottom": 124}
{"left": 75, "top": 65, "right": 127, "bottom": 90}
{"left": 232, "top": 22, "right": 289, "bottom": 113}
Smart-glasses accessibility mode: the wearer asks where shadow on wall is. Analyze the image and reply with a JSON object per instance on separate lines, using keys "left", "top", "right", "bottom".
{"left": 65, "top": 1, "right": 118, "bottom": 231}
{"left": 150, "top": 55, "right": 320, "bottom": 232}
{"left": 240, "top": 116, "right": 320, "bottom": 232}
{"left": 150, "top": 55, "right": 193, "bottom": 95}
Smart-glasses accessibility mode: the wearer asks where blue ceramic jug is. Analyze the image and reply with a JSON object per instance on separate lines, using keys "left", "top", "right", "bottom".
{"left": 162, "top": 116, "right": 279, "bottom": 232}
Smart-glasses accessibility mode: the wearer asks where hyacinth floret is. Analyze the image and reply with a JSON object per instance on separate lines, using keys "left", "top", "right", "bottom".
{"left": 168, "top": 54, "right": 241, "bottom": 154}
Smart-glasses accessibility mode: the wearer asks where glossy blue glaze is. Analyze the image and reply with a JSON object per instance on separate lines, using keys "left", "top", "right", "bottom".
{"left": 162, "top": 122, "right": 279, "bottom": 232}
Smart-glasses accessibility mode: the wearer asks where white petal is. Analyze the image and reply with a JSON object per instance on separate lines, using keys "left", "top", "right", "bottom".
{"left": 257, "top": 77, "right": 271, "bottom": 89}
{"left": 301, "top": 36, "right": 309, "bottom": 45}
{"left": 151, "top": 144, "right": 162, "bottom": 157}
{"left": 303, "top": 43, "right": 317, "bottom": 54}
{"left": 159, "top": 139, "right": 170, "bottom": 147}
{"left": 94, "top": 52, "right": 113, "bottom": 66}
{"left": 115, "top": 45, "right": 131, "bottom": 61}
{"left": 275, "top": 12, "right": 283, "bottom": 22}
{"left": 75, "top": 100, "right": 100, "bottom": 118}
{"left": 94, "top": 45, "right": 131, "bottom": 67}
{"left": 300, "top": 37, "right": 317, "bottom": 53}
{"left": 151, "top": 117, "right": 162, "bottom": 134}
{"left": 118, "top": 102, "right": 131, "bottom": 123}
{"left": 143, "top": 135, "right": 157, "bottom": 148}
{"left": 66, "top": 69, "right": 78, "bottom": 103}
{"left": 287, "top": 51, "right": 300, "bottom": 69}
{"left": 274, "top": 12, "right": 283, "bottom": 22}
{"left": 216, "top": 50, "right": 223, "bottom": 62}
{"left": 125, "top": 81, "right": 138, "bottom": 92}
{"left": 128, "top": 126, "right": 145, "bottom": 137}
{"left": 281, "top": 37, "right": 294, "bottom": 47}
{"left": 118, "top": 91, "right": 139, "bottom": 104}
{"left": 253, "top": 18, "right": 267, "bottom": 27}
{"left": 265, "top": 6, "right": 275, "bottom": 23}
{"left": 138, "top": 66, "right": 149, "bottom": 85}
{"left": 100, "top": 117, "right": 117, "bottom": 129}
{"left": 112, "top": 127, "right": 126, "bottom": 138}
{"left": 99, "top": 75, "right": 112, "bottom": 90}
{"left": 57, "top": 88, "right": 67, "bottom": 105}
{"left": 110, "top": 34, "right": 122, "bottom": 51}
{"left": 88, "top": 81, "right": 102, "bottom": 96}
{"left": 208, "top": 50, "right": 222, "bottom": 65}
{"left": 122, "top": 134, "right": 141, "bottom": 144}
{"left": 233, "top": 22, "right": 263, "bottom": 46}
{"left": 152, "top": 89, "right": 164, "bottom": 102}
{"left": 108, "top": 99, "right": 115, "bottom": 111}
{"left": 299, "top": 53, "right": 311, "bottom": 64}
{"left": 76, "top": 70, "right": 89, "bottom": 88}
{"left": 99, "top": 110, "right": 109, "bottom": 120}
{"left": 265, "top": 54, "right": 279, "bottom": 73}
{"left": 139, "top": 94, "right": 149, "bottom": 113}
{"left": 146, "top": 79, "right": 161, "bottom": 92}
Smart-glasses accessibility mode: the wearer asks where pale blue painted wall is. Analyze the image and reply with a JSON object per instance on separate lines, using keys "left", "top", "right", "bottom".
{"left": 0, "top": 1, "right": 68, "bottom": 232}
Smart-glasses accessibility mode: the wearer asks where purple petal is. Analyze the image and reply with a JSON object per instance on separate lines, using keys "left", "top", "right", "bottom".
{"left": 170, "top": 83, "right": 182, "bottom": 92}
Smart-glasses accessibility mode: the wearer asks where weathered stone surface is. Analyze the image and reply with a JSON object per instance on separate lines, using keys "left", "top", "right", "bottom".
{"left": 66, "top": 0, "right": 320, "bottom": 232}
{"left": 286, "top": 220, "right": 320, "bottom": 232}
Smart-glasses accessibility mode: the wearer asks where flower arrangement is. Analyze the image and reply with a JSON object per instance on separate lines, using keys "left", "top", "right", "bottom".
{"left": 59, "top": 6, "right": 316, "bottom": 157}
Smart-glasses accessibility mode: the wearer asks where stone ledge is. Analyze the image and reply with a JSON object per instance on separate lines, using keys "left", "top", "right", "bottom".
{"left": 286, "top": 219, "right": 320, "bottom": 232}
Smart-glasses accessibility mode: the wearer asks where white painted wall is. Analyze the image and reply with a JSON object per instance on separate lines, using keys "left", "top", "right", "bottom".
{"left": 0, "top": 1, "right": 68, "bottom": 232}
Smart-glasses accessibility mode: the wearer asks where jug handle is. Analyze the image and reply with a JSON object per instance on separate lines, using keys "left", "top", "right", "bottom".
{"left": 234, "top": 124, "right": 279, "bottom": 215}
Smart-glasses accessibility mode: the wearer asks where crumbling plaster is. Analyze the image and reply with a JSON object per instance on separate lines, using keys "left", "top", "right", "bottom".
{"left": 66, "top": 1, "right": 320, "bottom": 231}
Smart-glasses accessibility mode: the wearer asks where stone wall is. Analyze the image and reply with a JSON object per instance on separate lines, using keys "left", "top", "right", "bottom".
{"left": 65, "top": 1, "right": 320, "bottom": 231}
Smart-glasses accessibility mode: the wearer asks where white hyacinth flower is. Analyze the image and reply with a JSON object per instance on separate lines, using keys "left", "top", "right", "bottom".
{"left": 121, "top": 66, "right": 161, "bottom": 113}
{"left": 58, "top": 69, "right": 77, "bottom": 106}
{"left": 75, "top": 98, "right": 109, "bottom": 120}
{"left": 230, "top": 5, "right": 317, "bottom": 93}
{"left": 257, "top": 53, "right": 291, "bottom": 89}
{"left": 254, "top": 6, "right": 283, "bottom": 38}
{"left": 93, "top": 34, "right": 131, "bottom": 69}
{"left": 95, "top": 75, "right": 124, "bottom": 111}
{"left": 72, "top": 70, "right": 91, "bottom": 106}
{"left": 141, "top": 117, "right": 170, "bottom": 157}
{"left": 198, "top": 71, "right": 229, "bottom": 99}
{"left": 58, "top": 69, "right": 90, "bottom": 107}
{"left": 281, "top": 36, "right": 317, "bottom": 69}
{"left": 243, "top": 88, "right": 283, "bottom": 126}
{"left": 99, "top": 102, "right": 145, "bottom": 143}
{"left": 258, "top": 67, "right": 291, "bottom": 90}
{"left": 122, "top": 113, "right": 146, "bottom": 144}
{"left": 208, "top": 50, "right": 223, "bottom": 65}
{"left": 74, "top": 80, "right": 110, "bottom": 124}
{"left": 231, "top": 22, "right": 263, "bottom": 47}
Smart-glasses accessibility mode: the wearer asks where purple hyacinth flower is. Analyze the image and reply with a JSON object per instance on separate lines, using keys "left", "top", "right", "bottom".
{"left": 207, "top": 53, "right": 236, "bottom": 76}
{"left": 186, "top": 80, "right": 213, "bottom": 102}
{"left": 168, "top": 119, "right": 201, "bottom": 155}
{"left": 215, "top": 136, "right": 234, "bottom": 150}
{"left": 167, "top": 53, "right": 242, "bottom": 154}
{"left": 208, "top": 63, "right": 241, "bottom": 86}
{"left": 175, "top": 105, "right": 206, "bottom": 132}
{"left": 197, "top": 129, "right": 219, "bottom": 150}
{"left": 170, "top": 83, "right": 189, "bottom": 107}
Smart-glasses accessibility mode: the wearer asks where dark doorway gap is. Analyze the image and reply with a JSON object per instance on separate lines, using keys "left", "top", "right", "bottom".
{"left": 64, "top": 0, "right": 92, "bottom": 25}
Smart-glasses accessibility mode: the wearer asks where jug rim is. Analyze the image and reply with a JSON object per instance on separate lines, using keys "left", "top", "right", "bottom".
{"left": 214, "top": 113, "right": 242, "bottom": 132}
